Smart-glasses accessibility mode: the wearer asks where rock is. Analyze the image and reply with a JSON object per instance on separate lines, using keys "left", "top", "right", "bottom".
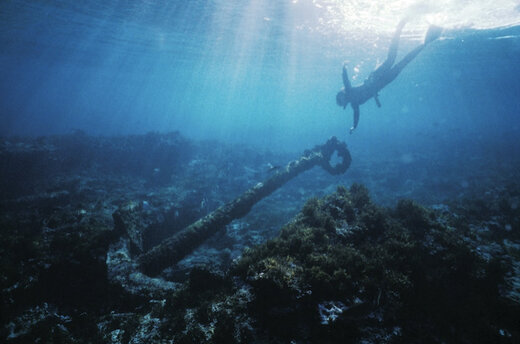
{"left": 113, "top": 201, "right": 147, "bottom": 253}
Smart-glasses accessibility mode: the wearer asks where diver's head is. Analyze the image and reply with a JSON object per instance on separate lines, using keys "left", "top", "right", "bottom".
{"left": 336, "top": 87, "right": 350, "bottom": 109}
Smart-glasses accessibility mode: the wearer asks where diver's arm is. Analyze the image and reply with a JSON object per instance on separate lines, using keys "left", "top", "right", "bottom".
{"left": 350, "top": 104, "right": 360, "bottom": 134}
{"left": 342, "top": 64, "right": 352, "bottom": 90}
{"left": 374, "top": 93, "right": 381, "bottom": 108}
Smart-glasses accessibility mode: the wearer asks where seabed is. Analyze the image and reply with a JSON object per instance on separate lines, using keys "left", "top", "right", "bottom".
{"left": 1, "top": 132, "right": 519, "bottom": 343}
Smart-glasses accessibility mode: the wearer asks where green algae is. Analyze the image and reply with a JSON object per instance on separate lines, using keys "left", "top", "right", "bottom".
{"left": 228, "top": 184, "right": 518, "bottom": 342}
{"left": 2, "top": 178, "right": 519, "bottom": 343}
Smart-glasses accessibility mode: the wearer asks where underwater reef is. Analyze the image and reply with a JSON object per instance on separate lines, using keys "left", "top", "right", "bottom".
{"left": 1, "top": 132, "right": 519, "bottom": 343}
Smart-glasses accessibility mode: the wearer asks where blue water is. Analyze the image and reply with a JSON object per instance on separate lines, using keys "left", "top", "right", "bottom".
{"left": 1, "top": 3, "right": 520, "bottom": 341}
{"left": 1, "top": 0, "right": 519, "bottom": 156}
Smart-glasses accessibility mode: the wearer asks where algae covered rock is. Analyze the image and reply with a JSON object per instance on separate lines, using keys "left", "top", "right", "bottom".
{"left": 159, "top": 184, "right": 519, "bottom": 343}
{"left": 1, "top": 132, "right": 519, "bottom": 343}
{"left": 230, "top": 184, "right": 519, "bottom": 343}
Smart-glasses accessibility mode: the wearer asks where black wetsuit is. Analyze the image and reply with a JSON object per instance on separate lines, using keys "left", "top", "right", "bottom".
{"left": 341, "top": 20, "right": 432, "bottom": 131}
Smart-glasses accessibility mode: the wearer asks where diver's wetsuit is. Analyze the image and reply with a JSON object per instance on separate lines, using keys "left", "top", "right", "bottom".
{"left": 338, "top": 19, "right": 441, "bottom": 133}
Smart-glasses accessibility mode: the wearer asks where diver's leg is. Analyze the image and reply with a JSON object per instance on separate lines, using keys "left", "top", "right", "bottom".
{"left": 394, "top": 44, "right": 424, "bottom": 72}
{"left": 387, "top": 24, "right": 441, "bottom": 81}
{"left": 372, "top": 18, "right": 408, "bottom": 78}
{"left": 386, "top": 18, "right": 407, "bottom": 65}
{"left": 424, "top": 24, "right": 443, "bottom": 45}
{"left": 384, "top": 44, "right": 425, "bottom": 84}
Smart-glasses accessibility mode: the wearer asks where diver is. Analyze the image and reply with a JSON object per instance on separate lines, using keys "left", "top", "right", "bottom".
{"left": 336, "top": 19, "right": 443, "bottom": 133}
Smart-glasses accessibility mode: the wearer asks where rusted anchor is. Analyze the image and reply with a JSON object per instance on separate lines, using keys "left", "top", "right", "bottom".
{"left": 138, "top": 136, "right": 351, "bottom": 276}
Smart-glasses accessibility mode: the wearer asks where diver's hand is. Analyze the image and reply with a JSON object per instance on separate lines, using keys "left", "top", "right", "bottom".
{"left": 350, "top": 127, "right": 355, "bottom": 134}
{"left": 374, "top": 94, "right": 381, "bottom": 108}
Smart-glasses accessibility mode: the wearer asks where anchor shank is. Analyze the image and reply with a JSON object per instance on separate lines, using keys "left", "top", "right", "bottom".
{"left": 138, "top": 137, "right": 351, "bottom": 276}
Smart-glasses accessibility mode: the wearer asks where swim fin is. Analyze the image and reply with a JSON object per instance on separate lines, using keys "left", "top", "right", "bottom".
{"left": 424, "top": 25, "right": 443, "bottom": 45}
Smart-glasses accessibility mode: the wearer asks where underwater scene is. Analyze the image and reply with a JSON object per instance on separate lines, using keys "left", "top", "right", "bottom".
{"left": 1, "top": 0, "right": 520, "bottom": 343}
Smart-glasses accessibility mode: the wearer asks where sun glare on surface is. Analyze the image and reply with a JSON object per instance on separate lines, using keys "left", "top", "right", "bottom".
{"left": 292, "top": 0, "right": 520, "bottom": 40}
